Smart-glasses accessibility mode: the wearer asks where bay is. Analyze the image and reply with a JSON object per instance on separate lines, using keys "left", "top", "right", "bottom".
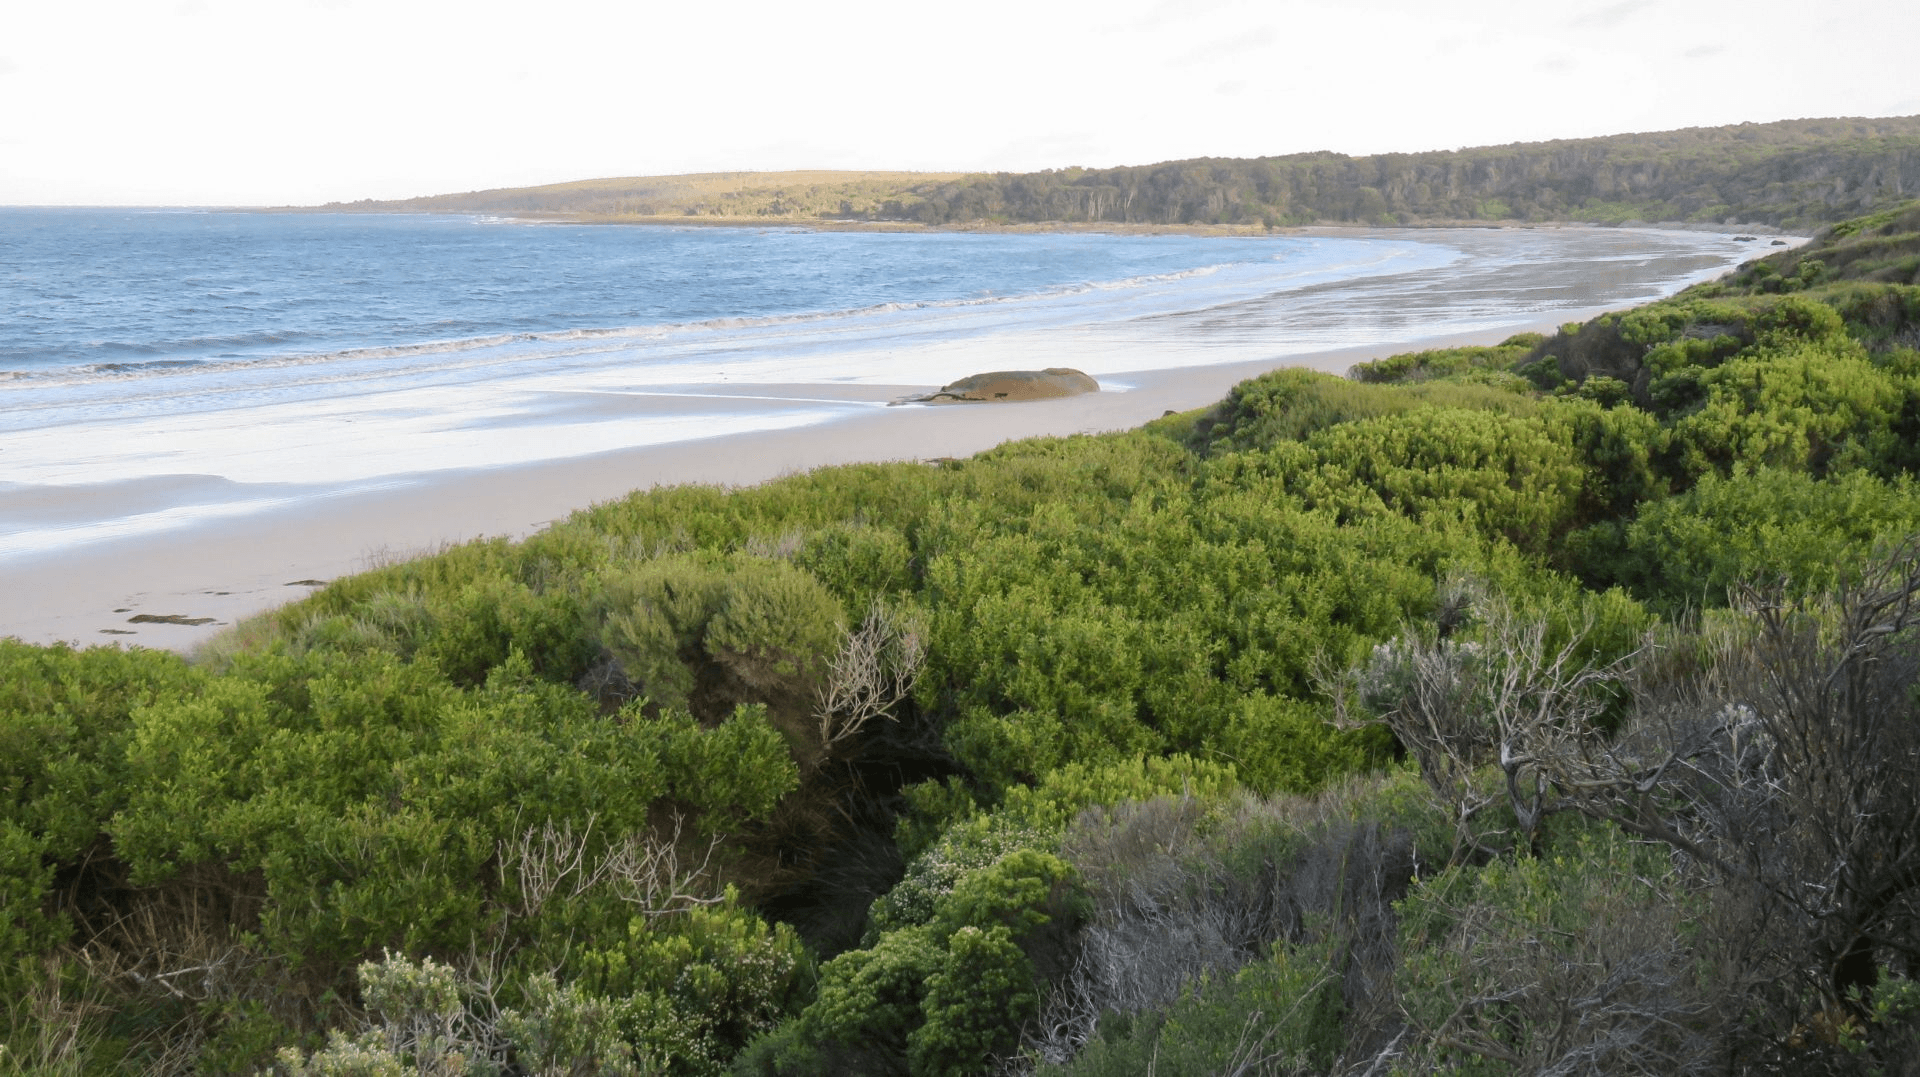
{"left": 0, "top": 210, "right": 1776, "bottom": 560}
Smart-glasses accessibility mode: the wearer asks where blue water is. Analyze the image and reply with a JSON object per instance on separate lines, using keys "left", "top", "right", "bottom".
{"left": 0, "top": 208, "right": 1364, "bottom": 380}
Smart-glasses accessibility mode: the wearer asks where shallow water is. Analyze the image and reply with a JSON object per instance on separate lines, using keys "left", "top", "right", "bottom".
{"left": 0, "top": 212, "right": 1775, "bottom": 558}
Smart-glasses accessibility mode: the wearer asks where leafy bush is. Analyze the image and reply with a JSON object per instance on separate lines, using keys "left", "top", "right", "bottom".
{"left": 756, "top": 925, "right": 941, "bottom": 1074}
{"left": 1298, "top": 406, "right": 1586, "bottom": 553}
{"left": 1672, "top": 339, "right": 1901, "bottom": 478}
{"left": 1349, "top": 333, "right": 1544, "bottom": 385}
{"left": 906, "top": 925, "right": 1037, "bottom": 1077}
{"left": 592, "top": 554, "right": 844, "bottom": 726}
{"left": 1042, "top": 949, "right": 1341, "bottom": 1077}
{"left": 1610, "top": 468, "right": 1920, "bottom": 608}
{"left": 0, "top": 642, "right": 199, "bottom": 989}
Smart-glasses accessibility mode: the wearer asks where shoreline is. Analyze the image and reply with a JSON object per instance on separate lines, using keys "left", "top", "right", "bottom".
{"left": 0, "top": 311, "right": 1636, "bottom": 655}
{"left": 1, "top": 224, "right": 1801, "bottom": 654}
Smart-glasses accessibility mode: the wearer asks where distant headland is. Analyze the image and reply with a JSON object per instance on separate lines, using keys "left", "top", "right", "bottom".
{"left": 307, "top": 115, "right": 1920, "bottom": 234}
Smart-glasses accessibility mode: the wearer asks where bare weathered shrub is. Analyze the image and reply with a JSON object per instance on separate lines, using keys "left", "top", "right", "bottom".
{"left": 1035, "top": 790, "right": 1416, "bottom": 1069}
{"left": 1325, "top": 587, "right": 1634, "bottom": 864}
{"left": 1344, "top": 542, "right": 1920, "bottom": 1066}
{"left": 813, "top": 601, "right": 925, "bottom": 760}
{"left": 1571, "top": 541, "right": 1920, "bottom": 1036}
{"left": 498, "top": 814, "right": 725, "bottom": 922}
{"left": 742, "top": 529, "right": 807, "bottom": 561}
{"left": 60, "top": 864, "right": 321, "bottom": 1075}
{"left": 1391, "top": 827, "right": 1722, "bottom": 1075}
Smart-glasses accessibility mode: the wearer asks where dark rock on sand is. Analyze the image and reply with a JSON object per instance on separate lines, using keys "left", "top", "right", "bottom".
{"left": 899, "top": 367, "right": 1099, "bottom": 404}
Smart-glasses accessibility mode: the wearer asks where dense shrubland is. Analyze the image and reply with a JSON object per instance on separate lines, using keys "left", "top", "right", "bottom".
{"left": 6, "top": 203, "right": 1920, "bottom": 1073}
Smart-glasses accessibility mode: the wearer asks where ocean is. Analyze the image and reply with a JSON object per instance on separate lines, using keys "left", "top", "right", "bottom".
{"left": 0, "top": 209, "right": 1772, "bottom": 559}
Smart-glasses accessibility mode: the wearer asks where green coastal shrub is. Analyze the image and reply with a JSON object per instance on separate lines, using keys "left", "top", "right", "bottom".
{"left": 811, "top": 928, "right": 941, "bottom": 1050}
{"left": 0, "top": 642, "right": 200, "bottom": 989}
{"left": 757, "top": 847, "right": 1077, "bottom": 1076}
{"left": 793, "top": 522, "right": 916, "bottom": 614}
{"left": 869, "top": 814, "right": 1058, "bottom": 937}
{"left": 919, "top": 468, "right": 1449, "bottom": 800}
{"left": 907, "top": 925, "right": 1037, "bottom": 1077}
{"left": 593, "top": 554, "right": 732, "bottom": 714}
{"left": 109, "top": 648, "right": 794, "bottom": 979}
{"left": 1608, "top": 467, "right": 1920, "bottom": 608}
{"left": 1542, "top": 396, "right": 1669, "bottom": 524}
{"left": 1188, "top": 367, "right": 1535, "bottom": 456}
{"left": 498, "top": 973, "right": 640, "bottom": 1077}
{"left": 930, "top": 850, "right": 1081, "bottom": 952}
{"left": 652, "top": 705, "right": 800, "bottom": 831}
{"left": 593, "top": 554, "right": 844, "bottom": 724}
{"left": 1003, "top": 754, "right": 1240, "bottom": 830}
{"left": 1299, "top": 406, "right": 1586, "bottom": 553}
{"left": 1349, "top": 333, "right": 1544, "bottom": 385}
{"left": 1190, "top": 368, "right": 1409, "bottom": 453}
{"left": 928, "top": 571, "right": 1158, "bottom": 786}
{"left": 1672, "top": 343, "right": 1901, "bottom": 479}
{"left": 891, "top": 753, "right": 1241, "bottom": 870}
{"left": 570, "top": 898, "right": 812, "bottom": 1076}
{"left": 1042, "top": 947, "right": 1343, "bottom": 1076}
{"left": 271, "top": 951, "right": 495, "bottom": 1077}
{"left": 704, "top": 563, "right": 845, "bottom": 697}
{"left": 418, "top": 577, "right": 593, "bottom": 688}
{"left": 1216, "top": 694, "right": 1384, "bottom": 794}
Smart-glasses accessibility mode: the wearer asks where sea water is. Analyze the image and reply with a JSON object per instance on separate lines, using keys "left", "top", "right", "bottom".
{"left": 0, "top": 209, "right": 1771, "bottom": 558}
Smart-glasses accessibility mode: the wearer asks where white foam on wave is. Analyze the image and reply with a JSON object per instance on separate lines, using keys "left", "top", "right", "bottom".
{"left": 0, "top": 401, "right": 854, "bottom": 561}
{"left": 0, "top": 494, "right": 314, "bottom": 560}
{"left": 6, "top": 391, "right": 855, "bottom": 488}
{"left": 0, "top": 236, "right": 1433, "bottom": 395}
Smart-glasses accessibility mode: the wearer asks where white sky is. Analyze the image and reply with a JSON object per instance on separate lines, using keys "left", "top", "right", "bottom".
{"left": 3, "top": 0, "right": 1916, "bottom": 206}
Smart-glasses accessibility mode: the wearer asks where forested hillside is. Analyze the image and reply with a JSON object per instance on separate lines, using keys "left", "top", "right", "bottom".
{"left": 327, "top": 117, "right": 1920, "bottom": 232}
{"left": 6, "top": 202, "right": 1920, "bottom": 1074}
{"left": 319, "top": 171, "right": 970, "bottom": 223}
{"left": 898, "top": 116, "right": 1920, "bottom": 231}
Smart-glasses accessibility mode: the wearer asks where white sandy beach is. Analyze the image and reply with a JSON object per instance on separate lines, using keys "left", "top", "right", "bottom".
{"left": 0, "top": 226, "right": 1799, "bottom": 652}
{"left": 0, "top": 316, "right": 1613, "bottom": 651}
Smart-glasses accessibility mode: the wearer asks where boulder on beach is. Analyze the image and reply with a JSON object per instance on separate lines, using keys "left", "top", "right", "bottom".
{"left": 903, "top": 367, "right": 1100, "bottom": 404}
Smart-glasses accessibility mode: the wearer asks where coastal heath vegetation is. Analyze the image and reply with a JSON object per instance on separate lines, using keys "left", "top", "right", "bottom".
{"left": 3, "top": 201, "right": 1920, "bottom": 1073}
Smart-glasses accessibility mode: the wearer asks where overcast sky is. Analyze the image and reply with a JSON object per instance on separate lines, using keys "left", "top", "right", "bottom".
{"left": 3, "top": 0, "right": 1916, "bottom": 206}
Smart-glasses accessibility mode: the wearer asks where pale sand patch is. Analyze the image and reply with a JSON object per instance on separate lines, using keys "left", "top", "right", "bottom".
{"left": 0, "top": 313, "right": 1614, "bottom": 655}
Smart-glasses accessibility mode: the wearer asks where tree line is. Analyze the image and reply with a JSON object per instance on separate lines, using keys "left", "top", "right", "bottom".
{"left": 886, "top": 117, "right": 1920, "bottom": 231}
